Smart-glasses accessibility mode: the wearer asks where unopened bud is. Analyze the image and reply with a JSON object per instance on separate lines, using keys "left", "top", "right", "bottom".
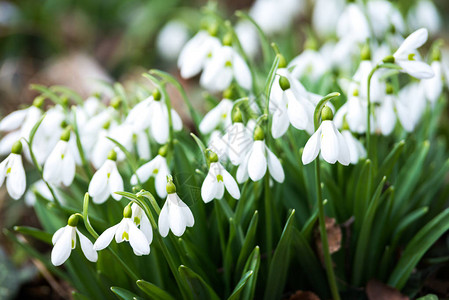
{"left": 361, "top": 44, "right": 371, "bottom": 61}
{"left": 382, "top": 55, "right": 395, "bottom": 64}
{"left": 123, "top": 205, "right": 132, "bottom": 218}
{"left": 110, "top": 97, "right": 121, "bottom": 109}
{"left": 60, "top": 127, "right": 71, "bottom": 142}
{"left": 279, "top": 76, "right": 290, "bottom": 91}
{"left": 158, "top": 144, "right": 169, "bottom": 157}
{"left": 321, "top": 105, "right": 333, "bottom": 121}
{"left": 166, "top": 176, "right": 176, "bottom": 194}
{"left": 153, "top": 89, "right": 162, "bottom": 101}
{"left": 254, "top": 126, "right": 264, "bottom": 141}
{"left": 206, "top": 149, "right": 218, "bottom": 163}
{"left": 33, "top": 96, "right": 45, "bottom": 108}
{"left": 232, "top": 108, "right": 243, "bottom": 123}
{"left": 223, "top": 33, "right": 232, "bottom": 46}
{"left": 11, "top": 141, "right": 22, "bottom": 155}
{"left": 208, "top": 23, "right": 219, "bottom": 37}
{"left": 107, "top": 149, "right": 117, "bottom": 161}
{"left": 68, "top": 214, "right": 79, "bottom": 227}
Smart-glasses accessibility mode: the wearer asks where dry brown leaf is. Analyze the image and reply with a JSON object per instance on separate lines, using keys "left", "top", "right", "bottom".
{"left": 315, "top": 217, "right": 342, "bottom": 264}
{"left": 289, "top": 290, "right": 321, "bottom": 300}
{"left": 366, "top": 279, "right": 409, "bottom": 300}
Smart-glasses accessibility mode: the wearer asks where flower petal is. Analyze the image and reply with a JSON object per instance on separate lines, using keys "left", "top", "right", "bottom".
{"left": 158, "top": 201, "right": 170, "bottom": 237}
{"left": 93, "top": 224, "right": 119, "bottom": 251}
{"left": 76, "top": 229, "right": 98, "bottom": 262}
{"left": 266, "top": 147, "right": 285, "bottom": 183}
{"left": 51, "top": 226, "right": 72, "bottom": 266}
{"left": 52, "top": 226, "right": 67, "bottom": 245}
{"left": 302, "top": 126, "right": 321, "bottom": 165}
{"left": 394, "top": 28, "right": 428, "bottom": 58}
{"left": 129, "top": 222, "right": 150, "bottom": 256}
{"left": 201, "top": 170, "right": 217, "bottom": 203}
{"left": 7, "top": 154, "right": 26, "bottom": 200}
{"left": 320, "top": 121, "right": 339, "bottom": 164}
{"left": 397, "top": 60, "right": 434, "bottom": 79}
{"left": 248, "top": 141, "right": 267, "bottom": 181}
{"left": 222, "top": 169, "right": 240, "bottom": 200}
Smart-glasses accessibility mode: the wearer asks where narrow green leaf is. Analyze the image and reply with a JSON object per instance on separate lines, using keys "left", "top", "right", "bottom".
{"left": 178, "top": 265, "right": 220, "bottom": 300}
{"left": 227, "top": 271, "right": 253, "bottom": 300}
{"left": 241, "top": 246, "right": 260, "bottom": 300}
{"left": 235, "top": 211, "right": 259, "bottom": 275}
{"left": 264, "top": 210, "right": 296, "bottom": 300}
{"left": 71, "top": 291, "right": 90, "bottom": 300}
{"left": 110, "top": 287, "right": 143, "bottom": 300}
{"left": 375, "top": 140, "right": 405, "bottom": 183}
{"left": 136, "top": 279, "right": 176, "bottom": 300}
{"left": 13, "top": 226, "right": 52, "bottom": 244}
{"left": 28, "top": 114, "right": 46, "bottom": 147}
{"left": 30, "top": 84, "right": 64, "bottom": 105}
{"left": 416, "top": 295, "right": 438, "bottom": 300}
{"left": 107, "top": 137, "right": 138, "bottom": 173}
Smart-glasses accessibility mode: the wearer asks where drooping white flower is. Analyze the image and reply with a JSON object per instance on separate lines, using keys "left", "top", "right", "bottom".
{"left": 201, "top": 151, "right": 240, "bottom": 203}
{"left": 269, "top": 69, "right": 316, "bottom": 137}
{"left": 51, "top": 215, "right": 97, "bottom": 266}
{"left": 93, "top": 205, "right": 151, "bottom": 256}
{"left": 159, "top": 177, "right": 194, "bottom": 237}
{"left": 0, "top": 141, "right": 26, "bottom": 200}
{"left": 237, "top": 127, "right": 284, "bottom": 183}
{"left": 341, "top": 131, "right": 366, "bottom": 165}
{"left": 336, "top": 3, "right": 370, "bottom": 42}
{"left": 131, "top": 203, "right": 153, "bottom": 245}
{"left": 43, "top": 129, "right": 76, "bottom": 187}
{"left": 200, "top": 45, "right": 252, "bottom": 92}
{"left": 334, "top": 89, "right": 373, "bottom": 134}
{"left": 131, "top": 149, "right": 170, "bottom": 198}
{"left": 220, "top": 120, "right": 254, "bottom": 166}
{"left": 366, "top": 0, "right": 404, "bottom": 38}
{"left": 199, "top": 99, "right": 233, "bottom": 134}
{"left": 312, "top": 0, "right": 344, "bottom": 38}
{"left": 88, "top": 150, "right": 123, "bottom": 204}
{"left": 178, "top": 30, "right": 221, "bottom": 79}
{"left": 156, "top": 20, "right": 189, "bottom": 61}
{"left": 392, "top": 28, "right": 434, "bottom": 79}
{"left": 289, "top": 49, "right": 330, "bottom": 82}
{"left": 235, "top": 21, "right": 259, "bottom": 58}
{"left": 395, "top": 83, "right": 426, "bottom": 132}
{"left": 407, "top": 0, "right": 441, "bottom": 35}
{"left": 422, "top": 60, "right": 443, "bottom": 104}
{"left": 302, "top": 106, "right": 350, "bottom": 166}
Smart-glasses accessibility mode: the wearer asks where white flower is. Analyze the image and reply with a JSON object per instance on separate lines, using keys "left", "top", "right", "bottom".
{"left": 220, "top": 121, "right": 254, "bottom": 165}
{"left": 393, "top": 28, "right": 434, "bottom": 79}
{"left": 131, "top": 203, "right": 153, "bottom": 245}
{"left": 336, "top": 3, "right": 370, "bottom": 42}
{"left": 178, "top": 30, "right": 221, "bottom": 79}
{"left": 43, "top": 137, "right": 75, "bottom": 187}
{"left": 200, "top": 45, "right": 252, "bottom": 92}
{"left": 201, "top": 160, "right": 240, "bottom": 203}
{"left": 422, "top": 60, "right": 443, "bottom": 104}
{"left": 131, "top": 154, "right": 169, "bottom": 198}
{"left": 159, "top": 179, "right": 194, "bottom": 237}
{"left": 88, "top": 152, "right": 123, "bottom": 204}
{"left": 289, "top": 49, "right": 330, "bottom": 82}
{"left": 334, "top": 91, "right": 373, "bottom": 134}
{"left": 93, "top": 206, "right": 151, "bottom": 256}
{"left": 156, "top": 21, "right": 189, "bottom": 61}
{"left": 235, "top": 21, "right": 259, "bottom": 58}
{"left": 199, "top": 99, "right": 233, "bottom": 134}
{"left": 269, "top": 69, "right": 316, "bottom": 137}
{"left": 237, "top": 129, "right": 284, "bottom": 183}
{"left": 302, "top": 119, "right": 350, "bottom": 166}
{"left": 376, "top": 94, "right": 397, "bottom": 135}
{"left": 51, "top": 217, "right": 97, "bottom": 266}
{"left": 367, "top": 0, "right": 404, "bottom": 38}
{"left": 407, "top": 0, "right": 441, "bottom": 35}
{"left": 0, "top": 142, "right": 25, "bottom": 200}
{"left": 396, "top": 83, "right": 426, "bottom": 132}
{"left": 312, "top": 0, "right": 344, "bottom": 38}
{"left": 25, "top": 180, "right": 57, "bottom": 206}
{"left": 341, "top": 131, "right": 366, "bottom": 164}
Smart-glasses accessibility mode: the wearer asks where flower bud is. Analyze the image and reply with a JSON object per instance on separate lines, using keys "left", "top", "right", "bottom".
{"left": 223, "top": 86, "right": 235, "bottom": 100}
{"left": 153, "top": 89, "right": 162, "bottom": 101}
{"left": 123, "top": 205, "right": 132, "bottom": 218}
{"left": 206, "top": 149, "right": 218, "bottom": 163}
{"left": 33, "top": 96, "right": 45, "bottom": 108}
{"left": 232, "top": 107, "right": 243, "bottom": 123}
{"left": 110, "top": 97, "right": 121, "bottom": 109}
{"left": 158, "top": 144, "right": 168, "bottom": 157}
{"left": 360, "top": 44, "right": 371, "bottom": 60}
{"left": 386, "top": 83, "right": 394, "bottom": 95}
{"left": 304, "top": 38, "right": 318, "bottom": 51}
{"left": 208, "top": 23, "right": 218, "bottom": 37}
{"left": 431, "top": 47, "right": 441, "bottom": 61}
{"left": 107, "top": 149, "right": 117, "bottom": 161}
{"left": 254, "top": 126, "right": 264, "bottom": 141}
{"left": 321, "top": 105, "right": 333, "bottom": 121}
{"left": 60, "top": 127, "right": 71, "bottom": 142}
{"left": 68, "top": 214, "right": 79, "bottom": 227}
{"left": 166, "top": 176, "right": 176, "bottom": 194}
{"left": 61, "top": 96, "right": 69, "bottom": 107}
{"left": 102, "top": 120, "right": 111, "bottom": 130}
{"left": 279, "top": 76, "right": 290, "bottom": 91}
{"left": 223, "top": 33, "right": 233, "bottom": 46}
{"left": 11, "top": 141, "right": 22, "bottom": 155}
{"left": 382, "top": 55, "right": 395, "bottom": 64}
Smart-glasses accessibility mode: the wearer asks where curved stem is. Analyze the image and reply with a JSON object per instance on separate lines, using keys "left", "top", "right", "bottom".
{"left": 315, "top": 159, "right": 341, "bottom": 300}
{"left": 366, "top": 65, "right": 380, "bottom": 159}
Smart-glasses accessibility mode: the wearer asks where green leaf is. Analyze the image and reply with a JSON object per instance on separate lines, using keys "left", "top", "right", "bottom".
{"left": 388, "top": 208, "right": 449, "bottom": 289}
{"left": 13, "top": 226, "right": 52, "bottom": 244}
{"left": 375, "top": 140, "right": 405, "bottom": 183}
{"left": 30, "top": 84, "right": 64, "bottom": 106}
{"left": 110, "top": 287, "right": 143, "bottom": 300}
{"left": 107, "top": 137, "right": 138, "bottom": 173}
{"left": 241, "top": 246, "right": 261, "bottom": 300}
{"left": 416, "top": 294, "right": 438, "bottom": 300}
{"left": 178, "top": 265, "right": 220, "bottom": 300}
{"left": 51, "top": 86, "right": 84, "bottom": 105}
{"left": 28, "top": 114, "right": 46, "bottom": 147}
{"left": 354, "top": 159, "right": 372, "bottom": 231}
{"left": 264, "top": 210, "right": 296, "bottom": 300}
{"left": 235, "top": 211, "right": 259, "bottom": 275}
{"left": 71, "top": 291, "right": 90, "bottom": 300}
{"left": 227, "top": 271, "right": 253, "bottom": 300}
{"left": 136, "top": 279, "right": 176, "bottom": 300}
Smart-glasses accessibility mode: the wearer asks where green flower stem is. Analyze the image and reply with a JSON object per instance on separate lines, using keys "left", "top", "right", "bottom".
{"left": 312, "top": 93, "right": 342, "bottom": 300}
{"left": 72, "top": 109, "right": 92, "bottom": 178}
{"left": 263, "top": 174, "right": 273, "bottom": 263}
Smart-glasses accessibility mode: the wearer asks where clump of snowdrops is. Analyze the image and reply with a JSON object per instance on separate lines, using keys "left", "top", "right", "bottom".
{"left": 2, "top": 2, "right": 449, "bottom": 299}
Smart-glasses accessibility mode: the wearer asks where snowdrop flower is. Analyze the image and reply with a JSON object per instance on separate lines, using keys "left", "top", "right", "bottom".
{"left": 201, "top": 150, "right": 240, "bottom": 203}
{"left": 220, "top": 114, "right": 254, "bottom": 166}
{"left": 126, "top": 89, "right": 182, "bottom": 145}
{"left": 235, "top": 21, "right": 259, "bottom": 58}
{"left": 156, "top": 20, "right": 189, "bottom": 61}
{"left": 88, "top": 150, "right": 123, "bottom": 204}
{"left": 302, "top": 106, "right": 350, "bottom": 166}
{"left": 367, "top": 1, "right": 404, "bottom": 38}
{"left": 93, "top": 205, "right": 151, "bottom": 256}
{"left": 0, "top": 141, "right": 25, "bottom": 200}
{"left": 25, "top": 180, "right": 57, "bottom": 206}
{"left": 131, "top": 203, "right": 153, "bottom": 245}
{"left": 131, "top": 146, "right": 170, "bottom": 198}
{"left": 289, "top": 48, "right": 330, "bottom": 82}
{"left": 341, "top": 130, "right": 366, "bottom": 164}
{"left": 336, "top": 3, "right": 370, "bottom": 42}
{"left": 422, "top": 59, "right": 443, "bottom": 104}
{"left": 200, "top": 38, "right": 252, "bottom": 92}
{"left": 334, "top": 89, "right": 373, "bottom": 134}
{"left": 178, "top": 27, "right": 221, "bottom": 79}
{"left": 51, "top": 214, "right": 97, "bottom": 266}
{"left": 199, "top": 98, "right": 233, "bottom": 134}
{"left": 312, "top": 0, "right": 344, "bottom": 38}
{"left": 390, "top": 28, "right": 434, "bottom": 79}
{"left": 159, "top": 176, "right": 194, "bottom": 237}
{"left": 269, "top": 68, "right": 316, "bottom": 137}
{"left": 43, "top": 128, "right": 76, "bottom": 187}
{"left": 407, "top": 0, "right": 441, "bottom": 35}
{"left": 237, "top": 126, "right": 284, "bottom": 183}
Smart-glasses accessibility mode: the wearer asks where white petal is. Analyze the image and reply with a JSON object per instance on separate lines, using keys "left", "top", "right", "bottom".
{"left": 248, "top": 141, "right": 267, "bottom": 181}
{"left": 271, "top": 104, "right": 289, "bottom": 138}
{"left": 158, "top": 201, "right": 170, "bottom": 237}
{"left": 320, "top": 121, "right": 339, "bottom": 164}
{"left": 155, "top": 166, "right": 168, "bottom": 198}
{"left": 115, "top": 219, "right": 128, "bottom": 243}
{"left": 88, "top": 165, "right": 109, "bottom": 197}
{"left": 199, "top": 103, "right": 225, "bottom": 134}
{"left": 6, "top": 154, "right": 26, "bottom": 200}
{"left": 168, "top": 195, "right": 187, "bottom": 236}
{"left": 131, "top": 156, "right": 158, "bottom": 185}
{"left": 171, "top": 109, "right": 183, "bottom": 131}
{"left": 232, "top": 52, "right": 252, "bottom": 90}
{"left": 93, "top": 224, "right": 119, "bottom": 251}
{"left": 52, "top": 226, "right": 67, "bottom": 245}
{"left": 394, "top": 28, "right": 428, "bottom": 58}
{"left": 61, "top": 148, "right": 76, "bottom": 186}
{"left": 222, "top": 169, "right": 240, "bottom": 199}
{"left": 287, "top": 94, "right": 310, "bottom": 131}
{"left": 266, "top": 147, "right": 285, "bottom": 183}
{"left": 139, "top": 215, "right": 153, "bottom": 244}
{"left": 397, "top": 60, "right": 434, "bottom": 79}
{"left": 334, "top": 127, "right": 350, "bottom": 166}
{"left": 201, "top": 171, "right": 217, "bottom": 203}
{"left": 51, "top": 226, "right": 72, "bottom": 266}
{"left": 151, "top": 104, "right": 169, "bottom": 144}
{"left": 43, "top": 141, "right": 65, "bottom": 185}
{"left": 236, "top": 153, "right": 249, "bottom": 184}
{"left": 108, "top": 167, "right": 124, "bottom": 200}
{"left": 129, "top": 222, "right": 150, "bottom": 256}
{"left": 0, "top": 109, "right": 28, "bottom": 131}
{"left": 377, "top": 96, "right": 396, "bottom": 135}
{"left": 76, "top": 229, "right": 98, "bottom": 262}
{"left": 177, "top": 194, "right": 194, "bottom": 227}
{"left": 302, "top": 126, "right": 321, "bottom": 165}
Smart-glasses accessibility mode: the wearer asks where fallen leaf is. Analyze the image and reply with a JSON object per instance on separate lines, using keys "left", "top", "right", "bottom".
{"left": 315, "top": 217, "right": 342, "bottom": 264}
{"left": 289, "top": 290, "right": 320, "bottom": 300}
{"left": 366, "top": 279, "right": 409, "bottom": 300}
